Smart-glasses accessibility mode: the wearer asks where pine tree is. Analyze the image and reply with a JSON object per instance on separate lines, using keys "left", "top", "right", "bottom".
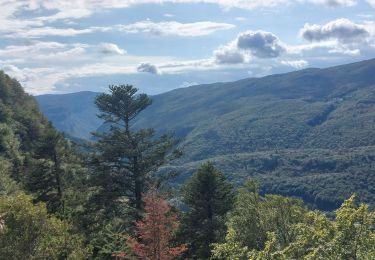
{"left": 113, "top": 189, "right": 187, "bottom": 259}
{"left": 24, "top": 124, "right": 71, "bottom": 215}
{"left": 89, "top": 85, "right": 177, "bottom": 220}
{"left": 178, "top": 162, "right": 234, "bottom": 259}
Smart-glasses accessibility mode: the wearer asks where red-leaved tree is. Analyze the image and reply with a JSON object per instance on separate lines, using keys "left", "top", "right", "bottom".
{"left": 113, "top": 190, "right": 187, "bottom": 259}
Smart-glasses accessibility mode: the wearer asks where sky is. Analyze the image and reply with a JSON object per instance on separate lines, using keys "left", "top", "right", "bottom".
{"left": 1, "top": 0, "right": 375, "bottom": 95}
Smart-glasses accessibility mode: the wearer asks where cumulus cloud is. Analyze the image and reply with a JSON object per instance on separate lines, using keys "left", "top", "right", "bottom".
{"left": 237, "top": 30, "right": 286, "bottom": 58}
{"left": 211, "top": 30, "right": 290, "bottom": 65}
{"left": 367, "top": 0, "right": 375, "bottom": 7}
{"left": 99, "top": 43, "right": 126, "bottom": 55}
{"left": 116, "top": 20, "right": 235, "bottom": 37}
{"left": 137, "top": 62, "right": 160, "bottom": 74}
{"left": 214, "top": 45, "right": 245, "bottom": 64}
{"left": 300, "top": 18, "right": 369, "bottom": 43}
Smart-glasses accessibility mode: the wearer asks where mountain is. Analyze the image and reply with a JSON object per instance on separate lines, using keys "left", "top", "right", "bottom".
{"left": 35, "top": 91, "right": 101, "bottom": 140}
{"left": 36, "top": 58, "right": 375, "bottom": 210}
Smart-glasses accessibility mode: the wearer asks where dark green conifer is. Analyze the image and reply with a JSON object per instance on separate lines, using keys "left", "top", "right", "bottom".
{"left": 179, "top": 161, "right": 234, "bottom": 259}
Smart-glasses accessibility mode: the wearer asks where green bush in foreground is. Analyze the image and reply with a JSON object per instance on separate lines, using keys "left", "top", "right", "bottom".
{"left": 212, "top": 184, "right": 375, "bottom": 260}
{"left": 0, "top": 194, "right": 90, "bottom": 260}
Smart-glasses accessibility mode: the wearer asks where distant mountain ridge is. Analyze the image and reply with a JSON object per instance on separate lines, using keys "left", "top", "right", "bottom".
{"left": 35, "top": 91, "right": 101, "bottom": 139}
{"left": 36, "top": 58, "right": 375, "bottom": 210}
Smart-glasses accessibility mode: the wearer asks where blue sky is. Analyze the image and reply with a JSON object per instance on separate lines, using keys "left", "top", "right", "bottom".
{"left": 1, "top": 0, "right": 375, "bottom": 95}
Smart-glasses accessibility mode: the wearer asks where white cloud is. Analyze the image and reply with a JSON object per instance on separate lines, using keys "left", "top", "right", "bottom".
{"left": 300, "top": 18, "right": 369, "bottom": 43}
{"left": 1, "top": 64, "right": 56, "bottom": 94}
{"left": 328, "top": 47, "right": 360, "bottom": 55}
{"left": 0, "top": 41, "right": 89, "bottom": 63}
{"left": 6, "top": 26, "right": 95, "bottom": 38}
{"left": 214, "top": 44, "right": 246, "bottom": 64}
{"left": 280, "top": 59, "right": 309, "bottom": 68}
{"left": 366, "top": 0, "right": 375, "bottom": 7}
{"left": 298, "top": 18, "right": 375, "bottom": 56}
{"left": 0, "top": 41, "right": 66, "bottom": 56}
{"left": 116, "top": 20, "right": 235, "bottom": 37}
{"left": 211, "top": 30, "right": 288, "bottom": 65}
{"left": 99, "top": 43, "right": 126, "bottom": 55}
{"left": 0, "top": 0, "right": 361, "bottom": 39}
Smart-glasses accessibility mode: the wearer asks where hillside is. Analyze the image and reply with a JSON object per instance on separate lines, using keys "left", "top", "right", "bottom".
{"left": 0, "top": 71, "right": 64, "bottom": 193}
{"left": 35, "top": 91, "right": 101, "bottom": 140}
{"left": 36, "top": 58, "right": 375, "bottom": 210}
{"left": 132, "top": 59, "right": 375, "bottom": 159}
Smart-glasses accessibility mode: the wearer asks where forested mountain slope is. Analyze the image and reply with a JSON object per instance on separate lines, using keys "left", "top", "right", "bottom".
{"left": 0, "top": 71, "right": 53, "bottom": 178}
{"left": 132, "top": 58, "right": 375, "bottom": 160}
{"left": 36, "top": 58, "right": 375, "bottom": 210}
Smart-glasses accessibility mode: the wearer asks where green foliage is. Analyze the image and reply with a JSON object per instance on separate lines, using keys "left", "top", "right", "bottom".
{"left": 212, "top": 179, "right": 307, "bottom": 259}
{"left": 212, "top": 184, "right": 375, "bottom": 260}
{"left": 90, "top": 84, "right": 176, "bottom": 216}
{"left": 165, "top": 147, "right": 375, "bottom": 210}
{"left": 84, "top": 84, "right": 178, "bottom": 257}
{"left": 0, "top": 72, "right": 92, "bottom": 256}
{"left": 0, "top": 123, "right": 23, "bottom": 164}
{"left": 0, "top": 157, "right": 20, "bottom": 196}
{"left": 0, "top": 194, "right": 90, "bottom": 259}
{"left": 179, "top": 162, "right": 234, "bottom": 259}
{"left": 330, "top": 195, "right": 375, "bottom": 259}
{"left": 0, "top": 72, "right": 87, "bottom": 216}
{"left": 23, "top": 125, "right": 78, "bottom": 215}
{"left": 225, "top": 180, "right": 265, "bottom": 250}
{"left": 211, "top": 227, "right": 249, "bottom": 260}
{"left": 90, "top": 219, "right": 130, "bottom": 259}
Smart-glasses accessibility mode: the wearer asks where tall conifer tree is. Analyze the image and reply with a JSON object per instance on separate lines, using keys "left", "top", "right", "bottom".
{"left": 178, "top": 162, "right": 234, "bottom": 259}
{"left": 89, "top": 85, "right": 177, "bottom": 220}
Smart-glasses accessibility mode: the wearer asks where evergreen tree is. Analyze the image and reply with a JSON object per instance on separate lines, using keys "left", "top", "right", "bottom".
{"left": 179, "top": 162, "right": 234, "bottom": 259}
{"left": 24, "top": 124, "right": 73, "bottom": 215}
{"left": 84, "top": 85, "right": 178, "bottom": 257}
{"left": 88, "top": 84, "right": 177, "bottom": 219}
